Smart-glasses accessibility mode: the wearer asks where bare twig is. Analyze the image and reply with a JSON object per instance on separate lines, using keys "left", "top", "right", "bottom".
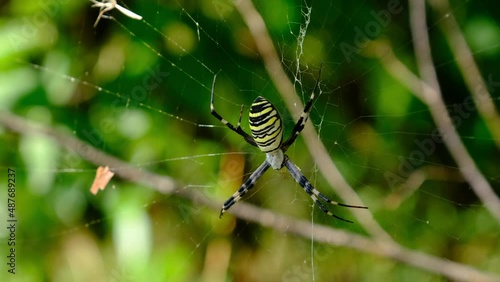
{"left": 365, "top": 10, "right": 500, "bottom": 223}
{"left": 429, "top": 0, "right": 500, "bottom": 150}
{"left": 408, "top": 0, "right": 500, "bottom": 222}
{"left": 384, "top": 166, "right": 464, "bottom": 209}
{"left": 0, "top": 111, "right": 178, "bottom": 195}
{"left": 0, "top": 111, "right": 497, "bottom": 281}
{"left": 233, "top": 0, "right": 392, "bottom": 242}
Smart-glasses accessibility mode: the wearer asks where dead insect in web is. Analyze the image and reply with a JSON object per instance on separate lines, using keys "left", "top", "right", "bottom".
{"left": 91, "top": 0, "right": 143, "bottom": 27}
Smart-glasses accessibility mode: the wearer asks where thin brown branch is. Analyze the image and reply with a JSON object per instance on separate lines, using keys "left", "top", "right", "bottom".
{"left": 408, "top": 0, "right": 500, "bottom": 222}
{"left": 0, "top": 111, "right": 497, "bottom": 281}
{"left": 429, "top": 0, "right": 500, "bottom": 150}
{"left": 0, "top": 112, "right": 179, "bottom": 195}
{"left": 384, "top": 166, "right": 464, "bottom": 209}
{"left": 237, "top": 200, "right": 498, "bottom": 282}
{"left": 233, "top": 0, "right": 392, "bottom": 242}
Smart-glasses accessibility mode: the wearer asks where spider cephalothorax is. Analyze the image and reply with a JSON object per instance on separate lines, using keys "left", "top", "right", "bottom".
{"left": 210, "top": 66, "right": 367, "bottom": 222}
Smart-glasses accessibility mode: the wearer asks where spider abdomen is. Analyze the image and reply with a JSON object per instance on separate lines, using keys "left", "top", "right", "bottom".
{"left": 249, "top": 96, "right": 284, "bottom": 153}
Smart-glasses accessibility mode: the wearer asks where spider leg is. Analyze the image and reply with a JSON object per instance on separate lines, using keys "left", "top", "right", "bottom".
{"left": 236, "top": 104, "right": 244, "bottom": 129}
{"left": 211, "top": 74, "right": 258, "bottom": 147}
{"left": 283, "top": 156, "right": 367, "bottom": 223}
{"left": 219, "top": 161, "right": 271, "bottom": 218}
{"left": 282, "top": 64, "right": 323, "bottom": 151}
{"left": 314, "top": 191, "right": 368, "bottom": 209}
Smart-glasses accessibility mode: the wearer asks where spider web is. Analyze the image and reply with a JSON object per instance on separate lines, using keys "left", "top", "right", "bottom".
{"left": 1, "top": 0, "right": 500, "bottom": 281}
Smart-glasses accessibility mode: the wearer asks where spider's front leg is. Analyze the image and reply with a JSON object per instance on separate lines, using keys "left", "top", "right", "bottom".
{"left": 281, "top": 64, "right": 323, "bottom": 151}
{"left": 210, "top": 74, "right": 258, "bottom": 147}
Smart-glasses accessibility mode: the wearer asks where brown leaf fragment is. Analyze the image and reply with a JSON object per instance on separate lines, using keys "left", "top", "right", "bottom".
{"left": 90, "top": 166, "right": 114, "bottom": 195}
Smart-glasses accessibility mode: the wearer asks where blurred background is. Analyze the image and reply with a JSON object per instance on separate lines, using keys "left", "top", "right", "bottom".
{"left": 0, "top": 0, "right": 499, "bottom": 281}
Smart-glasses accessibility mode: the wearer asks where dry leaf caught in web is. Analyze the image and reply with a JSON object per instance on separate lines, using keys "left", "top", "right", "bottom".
{"left": 90, "top": 166, "right": 115, "bottom": 195}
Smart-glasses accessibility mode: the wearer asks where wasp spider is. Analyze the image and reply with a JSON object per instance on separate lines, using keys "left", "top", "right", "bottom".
{"left": 211, "top": 67, "right": 367, "bottom": 223}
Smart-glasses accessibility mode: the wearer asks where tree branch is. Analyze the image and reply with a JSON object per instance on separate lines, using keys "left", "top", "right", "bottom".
{"left": 0, "top": 110, "right": 497, "bottom": 281}
{"left": 408, "top": 0, "right": 500, "bottom": 222}
{"left": 429, "top": 0, "right": 500, "bottom": 150}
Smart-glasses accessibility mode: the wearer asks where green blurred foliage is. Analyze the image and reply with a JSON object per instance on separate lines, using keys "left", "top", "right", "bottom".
{"left": 0, "top": 0, "right": 499, "bottom": 281}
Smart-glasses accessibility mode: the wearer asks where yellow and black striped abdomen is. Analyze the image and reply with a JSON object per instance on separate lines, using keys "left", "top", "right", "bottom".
{"left": 249, "top": 96, "right": 283, "bottom": 152}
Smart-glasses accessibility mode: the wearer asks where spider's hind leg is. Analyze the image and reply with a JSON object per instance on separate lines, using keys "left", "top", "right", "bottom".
{"left": 283, "top": 157, "right": 367, "bottom": 223}
{"left": 314, "top": 191, "right": 368, "bottom": 209}
{"left": 219, "top": 161, "right": 271, "bottom": 218}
